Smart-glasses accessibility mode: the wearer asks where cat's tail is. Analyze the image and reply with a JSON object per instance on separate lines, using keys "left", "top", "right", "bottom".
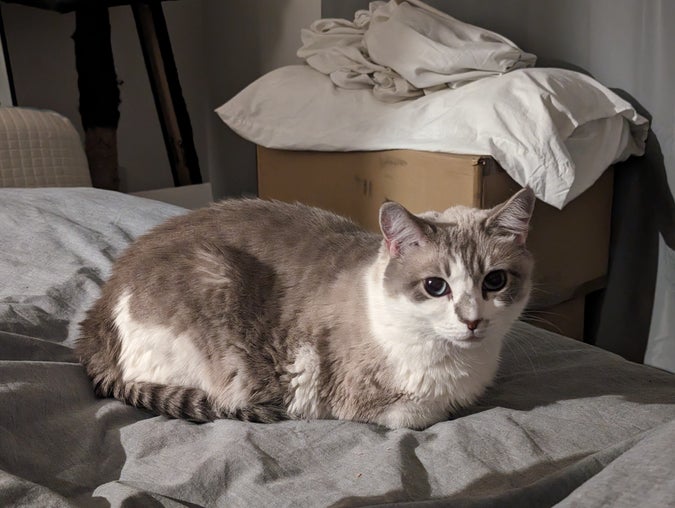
{"left": 92, "top": 374, "right": 286, "bottom": 423}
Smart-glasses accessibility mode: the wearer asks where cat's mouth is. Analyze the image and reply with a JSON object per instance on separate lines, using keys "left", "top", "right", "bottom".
{"left": 453, "top": 330, "right": 486, "bottom": 346}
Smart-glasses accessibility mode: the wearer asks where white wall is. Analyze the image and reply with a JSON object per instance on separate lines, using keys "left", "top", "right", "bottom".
{"left": 1, "top": 0, "right": 320, "bottom": 197}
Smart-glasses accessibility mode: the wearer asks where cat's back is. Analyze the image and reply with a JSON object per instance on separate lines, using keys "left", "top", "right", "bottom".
{"left": 139, "top": 197, "right": 372, "bottom": 247}
{"left": 82, "top": 198, "right": 380, "bottom": 350}
{"left": 117, "top": 198, "right": 380, "bottom": 281}
{"left": 210, "top": 198, "right": 369, "bottom": 241}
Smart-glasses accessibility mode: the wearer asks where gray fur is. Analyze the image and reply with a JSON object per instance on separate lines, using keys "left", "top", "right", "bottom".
{"left": 77, "top": 190, "right": 535, "bottom": 429}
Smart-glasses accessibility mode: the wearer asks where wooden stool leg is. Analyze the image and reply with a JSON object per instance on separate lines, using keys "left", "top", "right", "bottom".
{"left": 73, "top": 6, "right": 120, "bottom": 191}
{"left": 132, "top": 1, "right": 201, "bottom": 187}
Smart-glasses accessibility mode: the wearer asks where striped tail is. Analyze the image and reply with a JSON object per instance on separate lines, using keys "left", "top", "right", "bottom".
{"left": 92, "top": 374, "right": 287, "bottom": 423}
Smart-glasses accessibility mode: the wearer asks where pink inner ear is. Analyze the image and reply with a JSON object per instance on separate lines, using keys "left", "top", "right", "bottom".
{"left": 385, "top": 238, "right": 399, "bottom": 257}
{"left": 515, "top": 230, "right": 528, "bottom": 245}
{"left": 380, "top": 202, "right": 428, "bottom": 257}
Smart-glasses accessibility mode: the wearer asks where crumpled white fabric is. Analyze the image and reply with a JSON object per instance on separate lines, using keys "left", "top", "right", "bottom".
{"left": 216, "top": 65, "right": 648, "bottom": 209}
{"left": 297, "top": 0, "right": 536, "bottom": 102}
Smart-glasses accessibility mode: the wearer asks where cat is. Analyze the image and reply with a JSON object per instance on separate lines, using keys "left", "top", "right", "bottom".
{"left": 76, "top": 187, "right": 535, "bottom": 430}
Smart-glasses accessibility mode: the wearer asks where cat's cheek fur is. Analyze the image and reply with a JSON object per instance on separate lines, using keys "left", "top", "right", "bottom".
{"left": 365, "top": 261, "right": 504, "bottom": 429}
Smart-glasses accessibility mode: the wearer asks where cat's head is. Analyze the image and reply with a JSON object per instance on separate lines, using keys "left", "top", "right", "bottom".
{"left": 376, "top": 188, "right": 535, "bottom": 348}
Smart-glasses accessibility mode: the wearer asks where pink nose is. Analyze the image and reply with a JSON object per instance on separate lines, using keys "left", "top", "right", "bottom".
{"left": 465, "top": 319, "right": 482, "bottom": 331}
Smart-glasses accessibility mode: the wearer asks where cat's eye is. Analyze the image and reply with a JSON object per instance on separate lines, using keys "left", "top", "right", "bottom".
{"left": 424, "top": 277, "right": 450, "bottom": 297}
{"left": 483, "top": 270, "right": 507, "bottom": 292}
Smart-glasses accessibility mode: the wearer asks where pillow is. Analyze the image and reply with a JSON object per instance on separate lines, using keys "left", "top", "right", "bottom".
{"left": 216, "top": 65, "right": 648, "bottom": 209}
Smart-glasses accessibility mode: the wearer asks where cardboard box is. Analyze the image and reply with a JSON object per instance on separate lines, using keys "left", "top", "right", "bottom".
{"left": 257, "top": 147, "right": 613, "bottom": 339}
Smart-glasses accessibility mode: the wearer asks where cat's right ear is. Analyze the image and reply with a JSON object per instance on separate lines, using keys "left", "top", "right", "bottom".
{"left": 379, "top": 202, "right": 428, "bottom": 258}
{"left": 486, "top": 186, "right": 536, "bottom": 245}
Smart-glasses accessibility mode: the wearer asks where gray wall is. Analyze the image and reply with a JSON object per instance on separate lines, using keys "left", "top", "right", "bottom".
{"left": 202, "top": 0, "right": 320, "bottom": 198}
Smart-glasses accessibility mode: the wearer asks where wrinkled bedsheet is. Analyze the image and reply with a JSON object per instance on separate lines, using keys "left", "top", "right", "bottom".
{"left": 0, "top": 188, "right": 673, "bottom": 507}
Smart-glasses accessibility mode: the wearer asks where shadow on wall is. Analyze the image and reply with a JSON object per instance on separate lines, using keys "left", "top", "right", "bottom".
{"left": 204, "top": 0, "right": 288, "bottom": 200}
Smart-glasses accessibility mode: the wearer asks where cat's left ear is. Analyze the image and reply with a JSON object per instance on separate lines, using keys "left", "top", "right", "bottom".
{"left": 486, "top": 187, "right": 536, "bottom": 245}
{"left": 379, "top": 201, "right": 429, "bottom": 258}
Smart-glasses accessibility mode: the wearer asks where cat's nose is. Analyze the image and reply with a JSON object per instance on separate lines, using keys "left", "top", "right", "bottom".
{"left": 463, "top": 319, "right": 482, "bottom": 331}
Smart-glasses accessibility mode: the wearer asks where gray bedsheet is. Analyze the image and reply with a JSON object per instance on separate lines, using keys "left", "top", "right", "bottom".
{"left": 0, "top": 187, "right": 673, "bottom": 508}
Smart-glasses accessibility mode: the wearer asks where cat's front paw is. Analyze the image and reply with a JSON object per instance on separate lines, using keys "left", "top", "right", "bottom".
{"left": 375, "top": 403, "right": 448, "bottom": 430}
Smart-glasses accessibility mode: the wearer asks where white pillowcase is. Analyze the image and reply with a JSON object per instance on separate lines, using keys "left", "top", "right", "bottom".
{"left": 216, "top": 65, "right": 648, "bottom": 209}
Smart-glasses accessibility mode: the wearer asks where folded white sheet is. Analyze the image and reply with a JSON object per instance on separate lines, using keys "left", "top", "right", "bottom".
{"left": 216, "top": 65, "right": 648, "bottom": 209}
{"left": 297, "top": 0, "right": 536, "bottom": 102}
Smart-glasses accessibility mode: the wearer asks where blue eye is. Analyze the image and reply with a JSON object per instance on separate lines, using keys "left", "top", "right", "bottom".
{"left": 483, "top": 270, "right": 507, "bottom": 292}
{"left": 424, "top": 277, "right": 450, "bottom": 297}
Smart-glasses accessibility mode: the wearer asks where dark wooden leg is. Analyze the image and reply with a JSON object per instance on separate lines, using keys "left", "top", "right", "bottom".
{"left": 72, "top": 6, "right": 120, "bottom": 190}
{"left": 132, "top": 1, "right": 201, "bottom": 187}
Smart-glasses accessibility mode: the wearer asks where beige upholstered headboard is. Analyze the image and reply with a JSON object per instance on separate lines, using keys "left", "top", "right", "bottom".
{"left": 0, "top": 107, "right": 91, "bottom": 188}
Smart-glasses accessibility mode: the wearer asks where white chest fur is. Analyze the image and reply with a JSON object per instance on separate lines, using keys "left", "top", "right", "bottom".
{"left": 364, "top": 261, "right": 502, "bottom": 428}
{"left": 286, "top": 344, "right": 325, "bottom": 418}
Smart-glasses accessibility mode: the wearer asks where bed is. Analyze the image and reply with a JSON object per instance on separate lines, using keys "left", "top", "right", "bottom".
{"left": 1, "top": 183, "right": 674, "bottom": 507}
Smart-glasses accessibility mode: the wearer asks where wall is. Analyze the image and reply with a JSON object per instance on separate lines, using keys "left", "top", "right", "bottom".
{"left": 203, "top": 0, "right": 320, "bottom": 199}
{"left": 1, "top": 0, "right": 320, "bottom": 197}
{"left": 324, "top": 0, "right": 675, "bottom": 369}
